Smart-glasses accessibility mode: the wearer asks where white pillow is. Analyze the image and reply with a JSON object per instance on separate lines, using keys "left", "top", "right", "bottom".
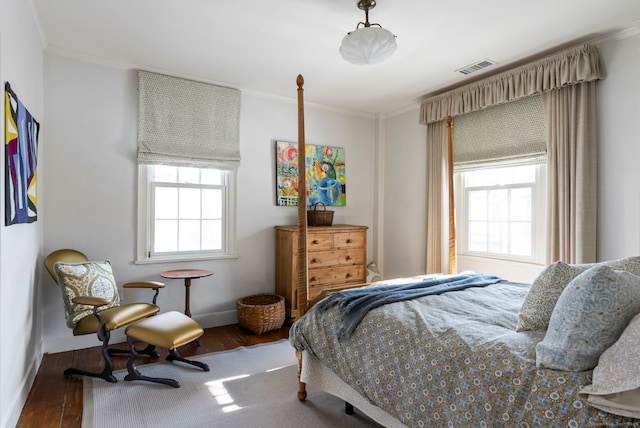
{"left": 579, "top": 313, "right": 640, "bottom": 418}
{"left": 535, "top": 264, "right": 640, "bottom": 371}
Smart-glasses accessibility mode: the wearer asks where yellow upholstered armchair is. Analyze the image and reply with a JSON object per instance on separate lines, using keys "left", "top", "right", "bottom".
{"left": 44, "top": 249, "right": 165, "bottom": 383}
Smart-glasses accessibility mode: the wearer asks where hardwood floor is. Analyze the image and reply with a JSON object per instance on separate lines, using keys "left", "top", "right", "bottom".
{"left": 16, "top": 322, "right": 291, "bottom": 428}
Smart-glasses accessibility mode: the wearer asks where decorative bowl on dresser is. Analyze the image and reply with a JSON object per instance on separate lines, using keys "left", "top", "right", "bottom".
{"left": 274, "top": 224, "right": 368, "bottom": 321}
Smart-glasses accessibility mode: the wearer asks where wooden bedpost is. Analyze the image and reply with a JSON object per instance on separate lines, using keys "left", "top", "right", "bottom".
{"left": 295, "top": 74, "right": 308, "bottom": 401}
{"left": 296, "top": 351, "right": 307, "bottom": 401}
{"left": 296, "top": 74, "right": 308, "bottom": 317}
{"left": 446, "top": 116, "right": 457, "bottom": 274}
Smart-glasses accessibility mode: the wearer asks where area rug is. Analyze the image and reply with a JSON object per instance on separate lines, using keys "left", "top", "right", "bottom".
{"left": 82, "top": 339, "right": 380, "bottom": 428}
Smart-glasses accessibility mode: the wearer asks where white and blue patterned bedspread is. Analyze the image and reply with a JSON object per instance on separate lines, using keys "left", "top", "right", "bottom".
{"left": 290, "top": 280, "right": 636, "bottom": 427}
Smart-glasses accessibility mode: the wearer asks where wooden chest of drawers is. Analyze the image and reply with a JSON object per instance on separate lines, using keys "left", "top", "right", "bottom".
{"left": 275, "top": 224, "right": 368, "bottom": 321}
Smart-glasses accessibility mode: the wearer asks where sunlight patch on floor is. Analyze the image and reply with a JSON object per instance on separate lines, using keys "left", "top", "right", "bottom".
{"left": 206, "top": 374, "right": 249, "bottom": 413}
{"left": 265, "top": 365, "right": 289, "bottom": 373}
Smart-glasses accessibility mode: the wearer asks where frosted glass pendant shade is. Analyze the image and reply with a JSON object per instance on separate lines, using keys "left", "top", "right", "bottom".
{"left": 339, "top": 27, "right": 397, "bottom": 65}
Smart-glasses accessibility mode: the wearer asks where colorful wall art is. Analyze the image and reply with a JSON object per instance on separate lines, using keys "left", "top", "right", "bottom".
{"left": 5, "top": 82, "right": 40, "bottom": 225}
{"left": 275, "top": 140, "right": 346, "bottom": 207}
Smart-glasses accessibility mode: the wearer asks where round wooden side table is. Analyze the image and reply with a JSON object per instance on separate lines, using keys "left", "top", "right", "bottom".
{"left": 160, "top": 269, "right": 213, "bottom": 318}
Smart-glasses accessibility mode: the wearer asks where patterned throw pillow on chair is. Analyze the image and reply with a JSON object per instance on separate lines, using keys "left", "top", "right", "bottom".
{"left": 54, "top": 260, "right": 120, "bottom": 328}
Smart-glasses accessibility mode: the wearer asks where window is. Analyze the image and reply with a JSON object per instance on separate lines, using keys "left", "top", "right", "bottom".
{"left": 455, "top": 164, "right": 546, "bottom": 263}
{"left": 136, "top": 165, "right": 237, "bottom": 263}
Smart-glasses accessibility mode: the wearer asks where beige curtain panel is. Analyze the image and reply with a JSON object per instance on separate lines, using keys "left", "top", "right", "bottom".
{"left": 544, "top": 82, "right": 599, "bottom": 264}
{"left": 425, "top": 119, "right": 447, "bottom": 274}
{"left": 419, "top": 44, "right": 606, "bottom": 125}
{"left": 137, "top": 70, "right": 241, "bottom": 170}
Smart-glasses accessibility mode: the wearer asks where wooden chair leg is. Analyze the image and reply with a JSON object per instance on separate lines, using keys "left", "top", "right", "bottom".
{"left": 296, "top": 350, "right": 307, "bottom": 401}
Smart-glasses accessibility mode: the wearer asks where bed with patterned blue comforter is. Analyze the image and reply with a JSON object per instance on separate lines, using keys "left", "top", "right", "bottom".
{"left": 290, "top": 276, "right": 635, "bottom": 427}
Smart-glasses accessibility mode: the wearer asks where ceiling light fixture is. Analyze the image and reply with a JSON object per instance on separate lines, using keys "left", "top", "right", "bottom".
{"left": 339, "top": 0, "right": 397, "bottom": 65}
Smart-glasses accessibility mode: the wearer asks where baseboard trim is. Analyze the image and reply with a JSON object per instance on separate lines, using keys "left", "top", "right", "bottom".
{"left": 192, "top": 309, "right": 238, "bottom": 329}
{"left": 2, "top": 347, "right": 42, "bottom": 428}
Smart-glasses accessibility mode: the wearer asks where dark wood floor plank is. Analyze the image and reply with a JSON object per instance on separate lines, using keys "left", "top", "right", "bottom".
{"left": 61, "top": 376, "right": 85, "bottom": 427}
{"left": 16, "top": 352, "right": 70, "bottom": 427}
{"left": 16, "top": 323, "right": 290, "bottom": 428}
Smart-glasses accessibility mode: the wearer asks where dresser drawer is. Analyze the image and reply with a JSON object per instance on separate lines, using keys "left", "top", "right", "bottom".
{"left": 306, "top": 270, "right": 366, "bottom": 300}
{"left": 307, "top": 233, "right": 334, "bottom": 251}
{"left": 308, "top": 265, "right": 366, "bottom": 287}
{"left": 308, "top": 249, "right": 366, "bottom": 269}
{"left": 333, "top": 232, "right": 366, "bottom": 249}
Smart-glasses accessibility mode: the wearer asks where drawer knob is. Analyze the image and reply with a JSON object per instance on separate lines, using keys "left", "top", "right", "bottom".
{"left": 346, "top": 273, "right": 352, "bottom": 278}
{"left": 309, "top": 277, "right": 317, "bottom": 282}
{"left": 312, "top": 240, "right": 319, "bottom": 245}
{"left": 311, "top": 258, "right": 319, "bottom": 263}
{"left": 345, "top": 256, "right": 352, "bottom": 261}
{"left": 346, "top": 239, "right": 353, "bottom": 244}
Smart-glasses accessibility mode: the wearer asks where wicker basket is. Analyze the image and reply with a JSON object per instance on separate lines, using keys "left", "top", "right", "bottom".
{"left": 236, "top": 294, "right": 285, "bottom": 334}
{"left": 307, "top": 202, "right": 334, "bottom": 226}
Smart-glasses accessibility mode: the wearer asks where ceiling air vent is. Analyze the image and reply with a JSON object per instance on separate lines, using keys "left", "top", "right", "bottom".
{"left": 455, "top": 59, "right": 497, "bottom": 75}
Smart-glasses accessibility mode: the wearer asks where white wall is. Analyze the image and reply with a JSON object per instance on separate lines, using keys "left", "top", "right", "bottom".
{"left": 381, "top": 30, "right": 640, "bottom": 282}
{"left": 0, "top": 1, "right": 45, "bottom": 427}
{"left": 381, "top": 108, "right": 427, "bottom": 280}
{"left": 597, "top": 31, "right": 640, "bottom": 260}
{"left": 40, "top": 54, "right": 376, "bottom": 353}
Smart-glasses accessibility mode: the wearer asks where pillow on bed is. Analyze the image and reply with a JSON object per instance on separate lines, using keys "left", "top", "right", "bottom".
{"left": 517, "top": 256, "right": 640, "bottom": 331}
{"left": 578, "top": 312, "right": 640, "bottom": 418}
{"left": 535, "top": 264, "right": 640, "bottom": 371}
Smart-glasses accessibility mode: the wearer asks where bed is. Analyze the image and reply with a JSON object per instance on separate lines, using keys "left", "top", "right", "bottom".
{"left": 289, "top": 267, "right": 640, "bottom": 427}
{"left": 288, "top": 77, "right": 640, "bottom": 427}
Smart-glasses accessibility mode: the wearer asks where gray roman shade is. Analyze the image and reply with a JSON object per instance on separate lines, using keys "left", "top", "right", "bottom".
{"left": 137, "top": 70, "right": 241, "bottom": 170}
{"left": 452, "top": 94, "right": 546, "bottom": 171}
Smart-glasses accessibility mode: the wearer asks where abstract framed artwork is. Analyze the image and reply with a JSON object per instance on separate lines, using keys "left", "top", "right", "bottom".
{"left": 275, "top": 140, "right": 346, "bottom": 207}
{"left": 5, "top": 82, "right": 40, "bottom": 225}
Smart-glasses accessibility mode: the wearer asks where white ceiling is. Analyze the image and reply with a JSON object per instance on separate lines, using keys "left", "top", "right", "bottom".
{"left": 31, "top": 0, "right": 640, "bottom": 116}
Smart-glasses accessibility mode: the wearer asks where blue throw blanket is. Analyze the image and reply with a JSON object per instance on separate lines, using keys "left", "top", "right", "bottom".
{"left": 317, "top": 273, "right": 503, "bottom": 340}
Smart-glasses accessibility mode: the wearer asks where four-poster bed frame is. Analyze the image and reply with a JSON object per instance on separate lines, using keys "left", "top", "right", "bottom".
{"left": 288, "top": 73, "right": 634, "bottom": 427}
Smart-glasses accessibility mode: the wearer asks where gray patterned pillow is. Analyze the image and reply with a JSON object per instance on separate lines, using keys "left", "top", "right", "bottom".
{"left": 535, "top": 265, "right": 640, "bottom": 371}
{"left": 578, "top": 312, "right": 640, "bottom": 418}
{"left": 517, "top": 257, "right": 640, "bottom": 331}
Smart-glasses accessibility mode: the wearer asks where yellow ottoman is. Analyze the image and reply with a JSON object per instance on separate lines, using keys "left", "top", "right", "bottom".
{"left": 124, "top": 311, "right": 209, "bottom": 387}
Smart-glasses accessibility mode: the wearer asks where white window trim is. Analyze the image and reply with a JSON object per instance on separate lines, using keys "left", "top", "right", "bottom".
{"left": 455, "top": 164, "right": 546, "bottom": 266}
{"left": 135, "top": 165, "right": 238, "bottom": 264}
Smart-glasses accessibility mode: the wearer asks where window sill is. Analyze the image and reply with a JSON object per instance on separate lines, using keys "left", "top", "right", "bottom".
{"left": 457, "top": 254, "right": 544, "bottom": 284}
{"left": 460, "top": 251, "right": 543, "bottom": 266}
{"left": 134, "top": 253, "right": 239, "bottom": 265}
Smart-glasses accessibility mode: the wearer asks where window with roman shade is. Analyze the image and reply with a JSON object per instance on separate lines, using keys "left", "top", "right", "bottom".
{"left": 135, "top": 71, "right": 240, "bottom": 264}
{"left": 420, "top": 43, "right": 607, "bottom": 270}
